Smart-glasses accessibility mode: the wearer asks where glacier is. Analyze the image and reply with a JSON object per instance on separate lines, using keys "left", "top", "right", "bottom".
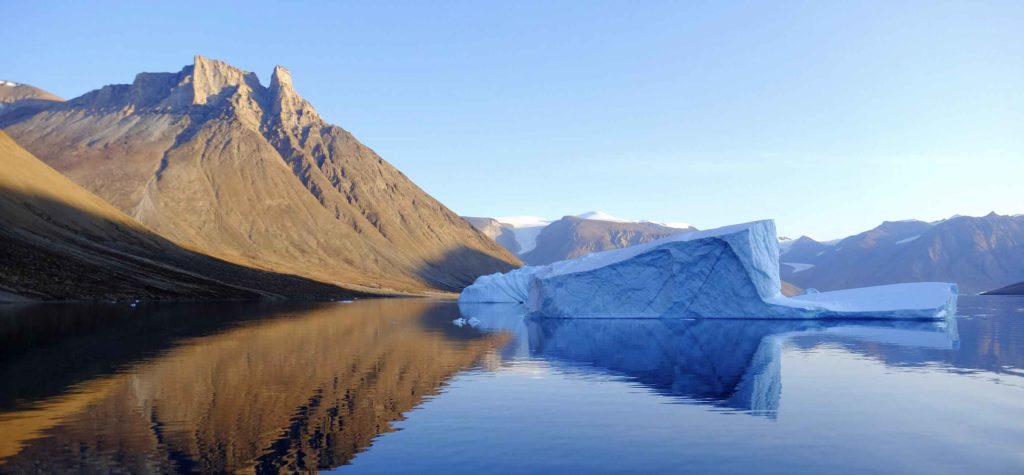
{"left": 459, "top": 220, "right": 958, "bottom": 320}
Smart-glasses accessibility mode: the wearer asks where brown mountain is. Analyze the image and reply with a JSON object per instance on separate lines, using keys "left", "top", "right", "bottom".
{"left": 0, "top": 80, "right": 62, "bottom": 105}
{"left": 520, "top": 216, "right": 695, "bottom": 266}
{"left": 463, "top": 216, "right": 522, "bottom": 254}
{"left": 782, "top": 214, "right": 1024, "bottom": 294}
{"left": 0, "top": 57, "right": 518, "bottom": 294}
{"left": 0, "top": 131, "right": 365, "bottom": 301}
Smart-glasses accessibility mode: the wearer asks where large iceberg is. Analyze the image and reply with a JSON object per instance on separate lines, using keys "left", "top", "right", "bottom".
{"left": 460, "top": 220, "right": 958, "bottom": 320}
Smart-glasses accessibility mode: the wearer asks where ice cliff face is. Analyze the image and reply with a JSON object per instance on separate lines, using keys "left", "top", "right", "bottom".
{"left": 460, "top": 220, "right": 958, "bottom": 320}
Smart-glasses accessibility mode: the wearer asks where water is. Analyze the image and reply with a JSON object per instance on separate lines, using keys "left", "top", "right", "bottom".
{"left": 0, "top": 296, "right": 1021, "bottom": 474}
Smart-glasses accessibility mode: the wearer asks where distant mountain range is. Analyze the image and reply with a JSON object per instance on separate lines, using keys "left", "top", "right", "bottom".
{"left": 780, "top": 214, "right": 1024, "bottom": 294}
{"left": 0, "top": 56, "right": 518, "bottom": 299}
{"left": 464, "top": 212, "right": 696, "bottom": 266}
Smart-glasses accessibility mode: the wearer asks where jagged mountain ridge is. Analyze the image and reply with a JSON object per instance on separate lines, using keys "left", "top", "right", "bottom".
{"left": 521, "top": 216, "right": 693, "bottom": 266}
{"left": 1, "top": 56, "right": 519, "bottom": 293}
{"left": 781, "top": 214, "right": 1024, "bottom": 294}
{"left": 465, "top": 213, "right": 697, "bottom": 266}
{"left": 0, "top": 131, "right": 364, "bottom": 301}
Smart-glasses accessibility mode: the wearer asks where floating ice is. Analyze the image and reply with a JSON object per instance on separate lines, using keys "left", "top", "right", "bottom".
{"left": 460, "top": 220, "right": 957, "bottom": 320}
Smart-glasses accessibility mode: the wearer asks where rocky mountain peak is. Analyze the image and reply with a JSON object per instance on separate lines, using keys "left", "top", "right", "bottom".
{"left": 267, "top": 64, "right": 321, "bottom": 128}
{"left": 189, "top": 55, "right": 262, "bottom": 106}
{"left": 1, "top": 56, "right": 520, "bottom": 293}
{"left": 271, "top": 65, "right": 293, "bottom": 90}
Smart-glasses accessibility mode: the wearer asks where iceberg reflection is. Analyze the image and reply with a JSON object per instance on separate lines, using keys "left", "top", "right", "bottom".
{"left": 459, "top": 302, "right": 959, "bottom": 415}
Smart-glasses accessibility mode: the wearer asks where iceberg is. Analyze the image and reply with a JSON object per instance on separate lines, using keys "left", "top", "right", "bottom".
{"left": 460, "top": 220, "right": 958, "bottom": 320}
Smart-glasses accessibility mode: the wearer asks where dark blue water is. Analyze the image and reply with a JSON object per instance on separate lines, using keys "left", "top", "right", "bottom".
{"left": 0, "top": 296, "right": 1021, "bottom": 474}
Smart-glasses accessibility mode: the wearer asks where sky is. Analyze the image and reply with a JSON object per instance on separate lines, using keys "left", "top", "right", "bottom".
{"left": 3, "top": 0, "right": 1021, "bottom": 240}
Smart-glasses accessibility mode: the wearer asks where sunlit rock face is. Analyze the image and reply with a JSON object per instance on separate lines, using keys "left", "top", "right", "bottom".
{"left": 1, "top": 56, "right": 520, "bottom": 294}
{"left": 460, "top": 220, "right": 958, "bottom": 320}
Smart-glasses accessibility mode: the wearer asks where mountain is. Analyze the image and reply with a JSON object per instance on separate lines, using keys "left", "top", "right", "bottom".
{"left": 0, "top": 80, "right": 62, "bottom": 105}
{"left": 782, "top": 214, "right": 1024, "bottom": 294}
{"left": 462, "top": 217, "right": 522, "bottom": 254}
{"left": 522, "top": 216, "right": 694, "bottom": 265}
{"left": 464, "top": 212, "right": 696, "bottom": 266}
{"left": 780, "top": 236, "right": 832, "bottom": 264}
{"left": 982, "top": 281, "right": 1024, "bottom": 295}
{"left": 0, "top": 57, "right": 518, "bottom": 293}
{"left": 0, "top": 131, "right": 364, "bottom": 301}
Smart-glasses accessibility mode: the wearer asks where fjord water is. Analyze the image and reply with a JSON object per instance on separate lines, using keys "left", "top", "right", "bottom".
{"left": 0, "top": 298, "right": 1021, "bottom": 474}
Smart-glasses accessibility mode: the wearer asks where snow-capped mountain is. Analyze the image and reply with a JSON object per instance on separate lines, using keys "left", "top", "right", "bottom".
{"left": 464, "top": 211, "right": 697, "bottom": 266}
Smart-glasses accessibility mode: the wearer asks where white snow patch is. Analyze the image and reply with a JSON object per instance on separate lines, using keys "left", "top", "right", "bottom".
{"left": 576, "top": 211, "right": 630, "bottom": 222}
{"left": 896, "top": 235, "right": 921, "bottom": 245}
{"left": 494, "top": 216, "right": 553, "bottom": 254}
{"left": 509, "top": 226, "right": 547, "bottom": 254}
{"left": 783, "top": 262, "right": 815, "bottom": 273}
{"left": 815, "top": 251, "right": 825, "bottom": 257}
{"left": 494, "top": 216, "right": 551, "bottom": 228}
{"left": 657, "top": 221, "right": 694, "bottom": 229}
{"left": 0, "top": 80, "right": 17, "bottom": 87}
{"left": 577, "top": 211, "right": 692, "bottom": 229}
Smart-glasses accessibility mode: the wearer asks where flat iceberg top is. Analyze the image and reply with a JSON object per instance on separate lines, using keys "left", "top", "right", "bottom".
{"left": 773, "top": 282, "right": 959, "bottom": 314}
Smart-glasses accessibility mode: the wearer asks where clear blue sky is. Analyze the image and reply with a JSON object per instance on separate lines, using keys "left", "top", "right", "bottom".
{"left": 3, "top": 0, "right": 1021, "bottom": 240}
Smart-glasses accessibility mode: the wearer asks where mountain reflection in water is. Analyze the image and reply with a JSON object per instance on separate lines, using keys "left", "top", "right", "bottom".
{"left": 0, "top": 300, "right": 508, "bottom": 473}
{"left": 1, "top": 297, "right": 1019, "bottom": 473}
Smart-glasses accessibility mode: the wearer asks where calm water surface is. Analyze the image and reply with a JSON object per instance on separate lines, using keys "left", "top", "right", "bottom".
{"left": 0, "top": 296, "right": 1021, "bottom": 474}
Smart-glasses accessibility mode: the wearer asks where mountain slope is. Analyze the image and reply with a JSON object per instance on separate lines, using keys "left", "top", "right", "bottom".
{"left": 780, "top": 236, "right": 832, "bottom": 264}
{"left": 982, "top": 281, "right": 1024, "bottom": 295}
{"left": 462, "top": 217, "right": 522, "bottom": 254}
{"left": 520, "top": 216, "right": 694, "bottom": 266}
{"left": 782, "top": 215, "right": 1024, "bottom": 294}
{"left": 1, "top": 57, "right": 518, "bottom": 293}
{"left": 0, "top": 131, "right": 366, "bottom": 301}
{"left": 464, "top": 213, "right": 697, "bottom": 266}
{"left": 0, "top": 80, "right": 62, "bottom": 104}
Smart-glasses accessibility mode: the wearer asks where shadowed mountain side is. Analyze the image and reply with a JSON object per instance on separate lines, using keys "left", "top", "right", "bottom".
{"left": 1, "top": 58, "right": 519, "bottom": 294}
{"left": 417, "top": 246, "right": 527, "bottom": 292}
{"left": 0, "top": 300, "right": 509, "bottom": 472}
{"left": 983, "top": 281, "right": 1024, "bottom": 295}
{"left": 0, "top": 131, "right": 369, "bottom": 301}
{"left": 463, "top": 217, "right": 522, "bottom": 254}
